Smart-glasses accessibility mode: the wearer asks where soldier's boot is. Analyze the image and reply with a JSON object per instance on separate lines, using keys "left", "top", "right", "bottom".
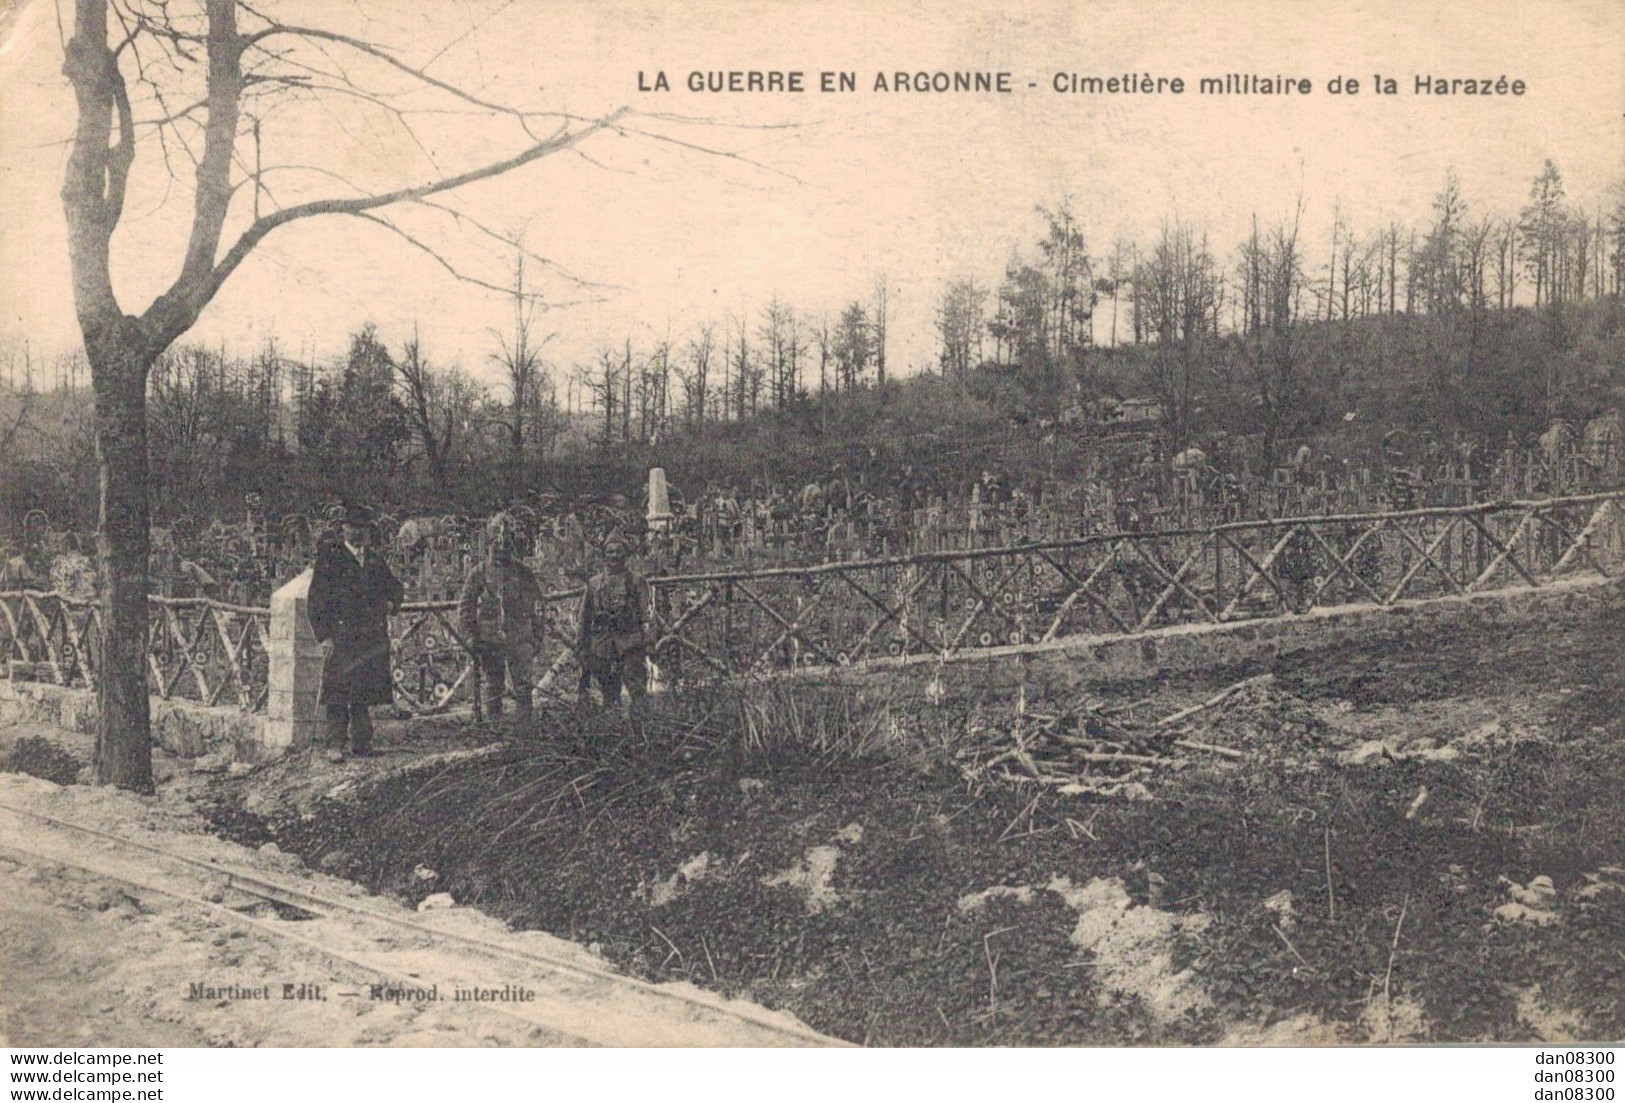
{"left": 480, "top": 648, "right": 506, "bottom": 719}
{"left": 599, "top": 668, "right": 624, "bottom": 712}
{"left": 322, "top": 703, "right": 351, "bottom": 762}
{"left": 622, "top": 652, "right": 649, "bottom": 722}
{"left": 507, "top": 647, "right": 535, "bottom": 727}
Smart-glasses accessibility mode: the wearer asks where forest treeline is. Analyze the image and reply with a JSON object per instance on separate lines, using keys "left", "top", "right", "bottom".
{"left": 2, "top": 159, "right": 1622, "bottom": 532}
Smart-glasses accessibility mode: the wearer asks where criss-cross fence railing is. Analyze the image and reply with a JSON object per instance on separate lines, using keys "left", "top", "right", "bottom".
{"left": 4, "top": 493, "right": 1623, "bottom": 713}
{"left": 0, "top": 593, "right": 275, "bottom": 713}
{"left": 0, "top": 589, "right": 587, "bottom": 717}
{"left": 645, "top": 492, "right": 1625, "bottom": 680}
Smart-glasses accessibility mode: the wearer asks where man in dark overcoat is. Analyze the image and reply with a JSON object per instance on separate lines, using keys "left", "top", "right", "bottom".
{"left": 306, "top": 506, "right": 404, "bottom": 760}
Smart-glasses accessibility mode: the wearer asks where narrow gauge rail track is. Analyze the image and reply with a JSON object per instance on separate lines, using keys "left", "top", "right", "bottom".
{"left": 0, "top": 799, "right": 845, "bottom": 1048}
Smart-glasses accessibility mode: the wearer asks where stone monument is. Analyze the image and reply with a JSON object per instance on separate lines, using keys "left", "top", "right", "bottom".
{"left": 265, "top": 568, "right": 323, "bottom": 754}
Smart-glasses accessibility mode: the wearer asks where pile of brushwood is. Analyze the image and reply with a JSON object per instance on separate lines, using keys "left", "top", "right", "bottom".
{"left": 960, "top": 674, "right": 1314, "bottom": 798}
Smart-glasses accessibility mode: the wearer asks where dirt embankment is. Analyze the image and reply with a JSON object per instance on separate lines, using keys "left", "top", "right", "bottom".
{"left": 180, "top": 601, "right": 1625, "bottom": 1045}
{"left": 8, "top": 601, "right": 1625, "bottom": 1046}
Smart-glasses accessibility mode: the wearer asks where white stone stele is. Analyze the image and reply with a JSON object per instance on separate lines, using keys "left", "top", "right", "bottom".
{"left": 647, "top": 466, "right": 673, "bottom": 530}
{"left": 265, "top": 568, "right": 324, "bottom": 752}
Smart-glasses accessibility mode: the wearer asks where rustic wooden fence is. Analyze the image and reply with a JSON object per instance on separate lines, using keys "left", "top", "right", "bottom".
{"left": 4, "top": 492, "right": 1622, "bottom": 714}
{"left": 646, "top": 492, "right": 1625, "bottom": 681}
{"left": 0, "top": 594, "right": 275, "bottom": 714}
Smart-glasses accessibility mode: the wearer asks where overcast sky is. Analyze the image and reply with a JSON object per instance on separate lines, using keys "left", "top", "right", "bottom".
{"left": 1, "top": 0, "right": 1621, "bottom": 392}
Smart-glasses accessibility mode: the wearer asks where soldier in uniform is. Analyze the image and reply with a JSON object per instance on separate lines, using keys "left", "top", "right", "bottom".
{"left": 715, "top": 486, "right": 742, "bottom": 558}
{"left": 577, "top": 534, "right": 652, "bottom": 713}
{"left": 458, "top": 513, "right": 542, "bottom": 722}
{"left": 306, "top": 507, "right": 404, "bottom": 761}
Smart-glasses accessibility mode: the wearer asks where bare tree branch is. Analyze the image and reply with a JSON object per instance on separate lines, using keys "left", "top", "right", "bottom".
{"left": 105, "top": 40, "right": 138, "bottom": 224}
{"left": 344, "top": 210, "right": 553, "bottom": 301}
{"left": 240, "top": 7, "right": 533, "bottom": 121}
{"left": 616, "top": 123, "right": 814, "bottom": 187}
{"left": 134, "top": 93, "right": 209, "bottom": 130}
{"left": 60, "top": 0, "right": 122, "bottom": 323}
{"left": 420, "top": 0, "right": 515, "bottom": 74}
{"left": 408, "top": 197, "right": 623, "bottom": 290}
{"left": 170, "top": 0, "right": 243, "bottom": 308}
{"left": 144, "top": 104, "right": 629, "bottom": 347}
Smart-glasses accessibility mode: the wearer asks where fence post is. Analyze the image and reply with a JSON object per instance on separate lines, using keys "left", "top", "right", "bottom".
{"left": 264, "top": 569, "right": 323, "bottom": 755}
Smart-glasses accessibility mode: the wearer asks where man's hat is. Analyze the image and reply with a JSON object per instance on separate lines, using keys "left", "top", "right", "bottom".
{"left": 340, "top": 504, "right": 375, "bottom": 530}
{"left": 486, "top": 512, "right": 522, "bottom": 551}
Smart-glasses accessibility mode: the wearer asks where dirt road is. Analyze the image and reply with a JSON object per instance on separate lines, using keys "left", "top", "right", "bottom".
{"left": 0, "top": 773, "right": 837, "bottom": 1047}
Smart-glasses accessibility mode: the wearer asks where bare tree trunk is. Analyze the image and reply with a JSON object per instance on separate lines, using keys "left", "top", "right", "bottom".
{"left": 1326, "top": 219, "right": 1337, "bottom": 322}
{"left": 873, "top": 277, "right": 889, "bottom": 389}
{"left": 621, "top": 339, "right": 632, "bottom": 443}
{"left": 86, "top": 321, "right": 156, "bottom": 791}
{"left": 63, "top": 0, "right": 156, "bottom": 791}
